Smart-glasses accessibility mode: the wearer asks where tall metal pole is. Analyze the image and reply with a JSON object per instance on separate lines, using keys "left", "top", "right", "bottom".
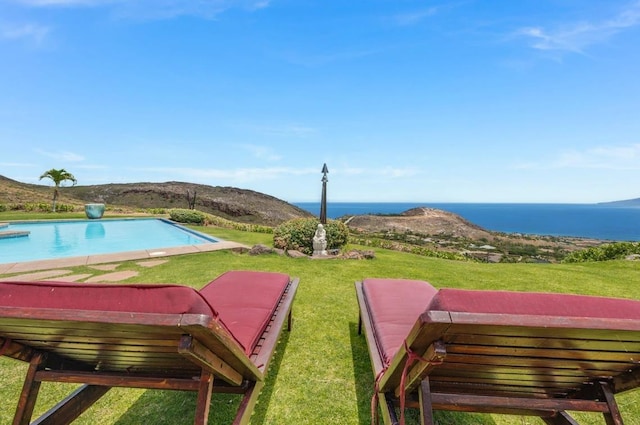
{"left": 320, "top": 163, "right": 328, "bottom": 224}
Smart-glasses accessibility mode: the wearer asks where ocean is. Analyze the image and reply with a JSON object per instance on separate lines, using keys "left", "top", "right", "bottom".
{"left": 293, "top": 202, "right": 640, "bottom": 241}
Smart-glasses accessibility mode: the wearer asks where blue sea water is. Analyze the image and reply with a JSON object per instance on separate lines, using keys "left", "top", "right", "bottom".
{"left": 293, "top": 202, "right": 640, "bottom": 241}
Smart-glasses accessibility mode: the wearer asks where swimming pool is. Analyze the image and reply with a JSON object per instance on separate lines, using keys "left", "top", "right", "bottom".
{"left": 0, "top": 218, "right": 219, "bottom": 264}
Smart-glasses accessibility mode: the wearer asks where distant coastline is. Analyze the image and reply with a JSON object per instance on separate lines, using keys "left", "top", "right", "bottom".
{"left": 294, "top": 202, "right": 640, "bottom": 242}
{"left": 598, "top": 198, "right": 640, "bottom": 207}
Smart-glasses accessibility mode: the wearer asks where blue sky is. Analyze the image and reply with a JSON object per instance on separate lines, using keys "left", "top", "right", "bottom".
{"left": 1, "top": 1, "right": 640, "bottom": 203}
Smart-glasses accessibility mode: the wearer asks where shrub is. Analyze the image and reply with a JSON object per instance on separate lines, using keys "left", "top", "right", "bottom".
{"left": 144, "top": 208, "right": 168, "bottom": 215}
{"left": 562, "top": 242, "right": 640, "bottom": 263}
{"left": 22, "top": 203, "right": 51, "bottom": 212}
{"left": 169, "top": 208, "right": 206, "bottom": 225}
{"left": 55, "top": 203, "right": 76, "bottom": 212}
{"left": 168, "top": 209, "right": 274, "bottom": 233}
{"left": 273, "top": 218, "right": 349, "bottom": 255}
{"left": 203, "top": 213, "right": 273, "bottom": 233}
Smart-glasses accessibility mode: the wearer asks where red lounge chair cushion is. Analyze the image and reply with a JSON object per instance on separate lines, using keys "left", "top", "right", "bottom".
{"left": 199, "top": 270, "right": 290, "bottom": 355}
{"left": 362, "top": 278, "right": 438, "bottom": 365}
{"left": 0, "top": 280, "right": 216, "bottom": 315}
{"left": 428, "top": 288, "right": 640, "bottom": 319}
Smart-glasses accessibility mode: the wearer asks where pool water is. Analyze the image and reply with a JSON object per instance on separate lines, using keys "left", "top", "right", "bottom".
{"left": 0, "top": 218, "right": 218, "bottom": 264}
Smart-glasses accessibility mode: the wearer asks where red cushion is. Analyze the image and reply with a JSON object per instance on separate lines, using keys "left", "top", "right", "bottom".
{"left": 428, "top": 288, "right": 640, "bottom": 319}
{"left": 362, "top": 278, "right": 438, "bottom": 365}
{"left": 199, "top": 270, "right": 290, "bottom": 355}
{"left": 0, "top": 280, "right": 216, "bottom": 316}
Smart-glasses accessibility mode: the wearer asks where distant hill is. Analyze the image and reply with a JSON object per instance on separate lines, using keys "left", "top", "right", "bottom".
{"left": 598, "top": 198, "right": 640, "bottom": 207}
{"left": 0, "top": 175, "right": 313, "bottom": 226}
{"left": 347, "top": 207, "right": 493, "bottom": 240}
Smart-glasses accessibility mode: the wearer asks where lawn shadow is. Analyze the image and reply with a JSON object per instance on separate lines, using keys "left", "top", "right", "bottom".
{"left": 349, "top": 320, "right": 378, "bottom": 425}
{"left": 114, "top": 331, "right": 291, "bottom": 424}
{"left": 349, "top": 321, "right": 497, "bottom": 425}
{"left": 246, "top": 329, "right": 290, "bottom": 424}
{"left": 113, "top": 389, "right": 242, "bottom": 424}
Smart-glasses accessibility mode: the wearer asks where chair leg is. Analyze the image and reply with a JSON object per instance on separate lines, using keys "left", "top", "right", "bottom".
{"left": 542, "top": 411, "right": 580, "bottom": 425}
{"left": 376, "top": 393, "right": 399, "bottom": 425}
{"left": 13, "top": 353, "right": 45, "bottom": 425}
{"left": 419, "top": 379, "right": 435, "bottom": 425}
{"left": 194, "top": 369, "right": 214, "bottom": 425}
{"left": 31, "top": 385, "right": 110, "bottom": 425}
{"left": 599, "top": 381, "right": 624, "bottom": 425}
{"left": 233, "top": 381, "right": 265, "bottom": 425}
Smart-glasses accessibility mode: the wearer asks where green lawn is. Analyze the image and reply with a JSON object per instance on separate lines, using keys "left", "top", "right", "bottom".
{"left": 1, "top": 224, "right": 639, "bottom": 424}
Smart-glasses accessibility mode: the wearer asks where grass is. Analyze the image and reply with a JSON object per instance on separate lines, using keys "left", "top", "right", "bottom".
{"left": 0, "top": 211, "right": 92, "bottom": 221}
{"left": 1, "top": 220, "right": 640, "bottom": 424}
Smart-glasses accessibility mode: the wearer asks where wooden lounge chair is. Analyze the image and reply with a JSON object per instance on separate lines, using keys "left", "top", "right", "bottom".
{"left": 355, "top": 278, "right": 640, "bottom": 425}
{"left": 0, "top": 270, "right": 299, "bottom": 425}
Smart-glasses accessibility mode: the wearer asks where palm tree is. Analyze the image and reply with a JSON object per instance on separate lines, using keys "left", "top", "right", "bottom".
{"left": 39, "top": 168, "right": 77, "bottom": 212}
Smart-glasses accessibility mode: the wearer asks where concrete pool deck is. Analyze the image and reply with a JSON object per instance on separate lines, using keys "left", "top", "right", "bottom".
{"left": 0, "top": 240, "right": 248, "bottom": 274}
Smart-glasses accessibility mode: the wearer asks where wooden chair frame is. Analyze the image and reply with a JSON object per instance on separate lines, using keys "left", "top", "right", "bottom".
{"left": 0, "top": 277, "right": 298, "bottom": 425}
{"left": 355, "top": 281, "right": 640, "bottom": 425}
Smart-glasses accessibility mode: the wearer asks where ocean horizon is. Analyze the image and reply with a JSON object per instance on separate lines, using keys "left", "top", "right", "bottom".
{"left": 293, "top": 202, "right": 640, "bottom": 242}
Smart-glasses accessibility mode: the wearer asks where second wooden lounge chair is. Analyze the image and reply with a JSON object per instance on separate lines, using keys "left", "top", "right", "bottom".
{"left": 356, "top": 278, "right": 640, "bottom": 425}
{"left": 0, "top": 270, "right": 299, "bottom": 425}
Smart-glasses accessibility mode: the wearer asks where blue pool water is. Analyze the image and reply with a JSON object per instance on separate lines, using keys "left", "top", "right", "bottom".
{"left": 0, "top": 218, "right": 218, "bottom": 264}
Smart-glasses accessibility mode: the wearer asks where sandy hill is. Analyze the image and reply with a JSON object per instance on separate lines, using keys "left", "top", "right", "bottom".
{"left": 0, "top": 175, "right": 312, "bottom": 226}
{"left": 346, "top": 207, "right": 493, "bottom": 240}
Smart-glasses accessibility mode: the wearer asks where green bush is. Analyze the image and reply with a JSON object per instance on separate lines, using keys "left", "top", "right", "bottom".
{"left": 562, "top": 241, "right": 640, "bottom": 263}
{"left": 169, "top": 208, "right": 206, "bottom": 225}
{"left": 273, "top": 218, "right": 349, "bottom": 255}
{"left": 6, "top": 202, "right": 74, "bottom": 213}
{"left": 169, "top": 209, "right": 274, "bottom": 233}
{"left": 203, "top": 213, "right": 273, "bottom": 233}
{"left": 23, "top": 203, "right": 51, "bottom": 212}
{"left": 140, "top": 208, "right": 168, "bottom": 215}
{"left": 55, "top": 204, "right": 76, "bottom": 212}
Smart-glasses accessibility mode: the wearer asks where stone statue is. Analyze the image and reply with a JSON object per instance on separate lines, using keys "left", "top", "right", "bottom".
{"left": 312, "top": 223, "right": 327, "bottom": 256}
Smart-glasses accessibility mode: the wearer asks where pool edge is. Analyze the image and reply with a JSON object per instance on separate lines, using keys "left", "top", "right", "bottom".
{"left": 0, "top": 240, "right": 248, "bottom": 274}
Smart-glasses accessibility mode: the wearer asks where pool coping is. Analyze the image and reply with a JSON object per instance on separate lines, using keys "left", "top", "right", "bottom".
{"left": 0, "top": 240, "right": 248, "bottom": 274}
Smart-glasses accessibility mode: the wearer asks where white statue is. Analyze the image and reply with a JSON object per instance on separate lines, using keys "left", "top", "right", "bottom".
{"left": 312, "top": 223, "right": 327, "bottom": 256}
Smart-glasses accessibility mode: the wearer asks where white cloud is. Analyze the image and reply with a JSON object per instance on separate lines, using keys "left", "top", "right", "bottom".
{"left": 513, "top": 143, "right": 640, "bottom": 170}
{"left": 516, "top": 2, "right": 640, "bottom": 54}
{"left": 76, "top": 164, "right": 108, "bottom": 169}
{"left": 240, "top": 144, "right": 282, "bottom": 161}
{"left": 1, "top": 23, "right": 50, "bottom": 44}
{"left": 247, "top": 123, "right": 317, "bottom": 137}
{"left": 556, "top": 144, "right": 640, "bottom": 169}
{"left": 248, "top": 0, "right": 269, "bottom": 11}
{"left": 0, "top": 162, "right": 35, "bottom": 167}
{"left": 380, "top": 166, "right": 422, "bottom": 178}
{"left": 34, "top": 148, "right": 85, "bottom": 162}
{"left": 336, "top": 167, "right": 366, "bottom": 176}
{"left": 14, "top": 0, "right": 115, "bottom": 5}
{"left": 283, "top": 47, "right": 382, "bottom": 68}
{"left": 391, "top": 7, "right": 438, "bottom": 27}
{"left": 9, "top": 0, "right": 271, "bottom": 19}
{"left": 134, "top": 166, "right": 316, "bottom": 183}
{"left": 130, "top": 164, "right": 424, "bottom": 184}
